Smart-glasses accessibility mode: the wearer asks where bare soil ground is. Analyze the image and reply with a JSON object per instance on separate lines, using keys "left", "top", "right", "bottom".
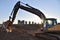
{"left": 0, "top": 27, "right": 45, "bottom": 40}
{"left": 0, "top": 28, "right": 58, "bottom": 40}
{"left": 0, "top": 25, "right": 59, "bottom": 40}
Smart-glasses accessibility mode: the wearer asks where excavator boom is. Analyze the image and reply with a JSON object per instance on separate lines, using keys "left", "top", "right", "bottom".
{"left": 11, "top": 1, "right": 46, "bottom": 24}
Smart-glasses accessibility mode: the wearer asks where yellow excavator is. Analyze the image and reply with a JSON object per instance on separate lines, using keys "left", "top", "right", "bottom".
{"left": 2, "top": 1, "right": 60, "bottom": 34}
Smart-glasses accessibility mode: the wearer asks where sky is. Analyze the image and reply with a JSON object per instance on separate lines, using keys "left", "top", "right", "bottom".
{"left": 0, "top": 0, "right": 60, "bottom": 24}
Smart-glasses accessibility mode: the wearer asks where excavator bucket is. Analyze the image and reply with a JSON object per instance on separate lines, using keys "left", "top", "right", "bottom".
{"left": 2, "top": 20, "right": 12, "bottom": 32}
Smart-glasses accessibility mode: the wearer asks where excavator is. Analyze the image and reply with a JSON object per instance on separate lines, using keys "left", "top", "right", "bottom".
{"left": 2, "top": 1, "right": 60, "bottom": 34}
{"left": 2, "top": 1, "right": 45, "bottom": 32}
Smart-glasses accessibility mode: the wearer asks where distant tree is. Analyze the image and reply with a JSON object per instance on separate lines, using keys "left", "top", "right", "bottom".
{"left": 18, "top": 20, "right": 21, "bottom": 24}
{"left": 29, "top": 21, "right": 31, "bottom": 24}
{"left": 32, "top": 21, "right": 34, "bottom": 24}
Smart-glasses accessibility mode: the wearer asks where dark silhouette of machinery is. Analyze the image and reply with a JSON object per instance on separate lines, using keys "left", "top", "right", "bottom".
{"left": 2, "top": 1, "right": 46, "bottom": 32}
{"left": 2, "top": 1, "right": 59, "bottom": 34}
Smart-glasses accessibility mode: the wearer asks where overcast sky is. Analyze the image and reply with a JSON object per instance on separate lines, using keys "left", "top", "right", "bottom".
{"left": 0, "top": 0, "right": 60, "bottom": 24}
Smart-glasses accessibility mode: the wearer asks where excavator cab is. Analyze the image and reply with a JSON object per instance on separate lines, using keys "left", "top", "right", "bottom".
{"left": 43, "top": 18, "right": 57, "bottom": 32}
{"left": 44, "top": 18, "right": 57, "bottom": 28}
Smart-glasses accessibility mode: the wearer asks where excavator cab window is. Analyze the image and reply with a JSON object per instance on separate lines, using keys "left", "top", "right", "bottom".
{"left": 45, "top": 18, "right": 57, "bottom": 28}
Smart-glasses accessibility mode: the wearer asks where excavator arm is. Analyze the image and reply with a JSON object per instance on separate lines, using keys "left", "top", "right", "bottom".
{"left": 11, "top": 1, "right": 46, "bottom": 24}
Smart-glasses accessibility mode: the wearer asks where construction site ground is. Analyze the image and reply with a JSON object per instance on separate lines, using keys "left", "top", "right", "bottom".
{"left": 0, "top": 26, "right": 59, "bottom": 40}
